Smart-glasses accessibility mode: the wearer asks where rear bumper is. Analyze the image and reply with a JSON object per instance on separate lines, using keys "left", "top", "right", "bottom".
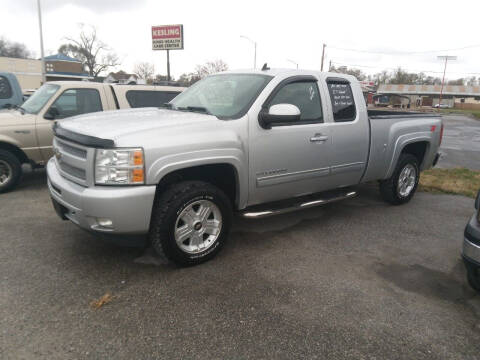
{"left": 47, "top": 158, "right": 156, "bottom": 235}
{"left": 462, "top": 214, "right": 480, "bottom": 266}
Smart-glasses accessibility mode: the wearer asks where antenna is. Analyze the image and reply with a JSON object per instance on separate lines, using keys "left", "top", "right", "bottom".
{"left": 261, "top": 63, "right": 270, "bottom": 71}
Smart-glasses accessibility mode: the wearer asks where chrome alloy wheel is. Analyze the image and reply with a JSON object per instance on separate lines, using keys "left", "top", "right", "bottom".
{"left": 174, "top": 200, "right": 222, "bottom": 254}
{"left": 0, "top": 160, "right": 12, "bottom": 186}
{"left": 397, "top": 164, "right": 417, "bottom": 197}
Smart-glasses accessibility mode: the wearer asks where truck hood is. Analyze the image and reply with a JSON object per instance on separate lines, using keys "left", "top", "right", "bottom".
{"left": 0, "top": 109, "right": 36, "bottom": 126}
{"left": 57, "top": 107, "right": 220, "bottom": 142}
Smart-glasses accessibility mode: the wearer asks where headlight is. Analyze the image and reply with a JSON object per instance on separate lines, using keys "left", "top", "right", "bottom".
{"left": 95, "top": 148, "right": 145, "bottom": 185}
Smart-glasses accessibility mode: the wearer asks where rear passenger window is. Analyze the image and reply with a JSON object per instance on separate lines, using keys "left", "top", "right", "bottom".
{"left": 327, "top": 80, "right": 356, "bottom": 122}
{"left": 126, "top": 90, "right": 180, "bottom": 108}
{"left": 0, "top": 76, "right": 12, "bottom": 99}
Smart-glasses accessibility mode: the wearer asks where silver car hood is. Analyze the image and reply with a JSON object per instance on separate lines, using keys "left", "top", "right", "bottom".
{"left": 57, "top": 107, "right": 219, "bottom": 141}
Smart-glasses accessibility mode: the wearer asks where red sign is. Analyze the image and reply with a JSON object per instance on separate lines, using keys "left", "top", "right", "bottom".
{"left": 152, "top": 24, "right": 183, "bottom": 50}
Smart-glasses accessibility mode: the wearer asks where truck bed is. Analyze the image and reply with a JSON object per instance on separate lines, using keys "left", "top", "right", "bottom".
{"left": 362, "top": 109, "right": 442, "bottom": 183}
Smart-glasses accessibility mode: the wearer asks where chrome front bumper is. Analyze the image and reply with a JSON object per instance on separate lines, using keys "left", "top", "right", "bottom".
{"left": 47, "top": 158, "right": 156, "bottom": 235}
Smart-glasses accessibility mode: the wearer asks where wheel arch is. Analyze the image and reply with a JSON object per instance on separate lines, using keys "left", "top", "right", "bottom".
{"left": 401, "top": 141, "right": 429, "bottom": 168}
{"left": 153, "top": 161, "right": 243, "bottom": 209}
{"left": 0, "top": 141, "right": 29, "bottom": 164}
{"left": 386, "top": 136, "right": 431, "bottom": 179}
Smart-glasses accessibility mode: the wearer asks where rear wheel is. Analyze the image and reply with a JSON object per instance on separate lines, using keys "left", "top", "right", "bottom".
{"left": 0, "top": 150, "right": 22, "bottom": 194}
{"left": 149, "top": 181, "right": 232, "bottom": 266}
{"left": 379, "top": 153, "right": 419, "bottom": 205}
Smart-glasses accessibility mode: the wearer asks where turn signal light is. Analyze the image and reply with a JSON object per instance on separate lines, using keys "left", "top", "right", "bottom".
{"left": 133, "top": 150, "right": 144, "bottom": 166}
{"left": 132, "top": 169, "right": 144, "bottom": 183}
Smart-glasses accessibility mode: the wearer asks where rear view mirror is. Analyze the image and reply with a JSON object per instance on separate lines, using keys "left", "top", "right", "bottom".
{"left": 475, "top": 190, "right": 480, "bottom": 210}
{"left": 44, "top": 106, "right": 59, "bottom": 120}
{"left": 258, "top": 103, "right": 301, "bottom": 129}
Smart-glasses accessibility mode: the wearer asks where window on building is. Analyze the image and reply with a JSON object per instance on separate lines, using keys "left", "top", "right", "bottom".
{"left": 126, "top": 90, "right": 181, "bottom": 108}
{"left": 327, "top": 80, "right": 356, "bottom": 122}
{"left": 49, "top": 88, "right": 103, "bottom": 119}
{"left": 0, "top": 76, "right": 13, "bottom": 99}
{"left": 268, "top": 81, "right": 323, "bottom": 123}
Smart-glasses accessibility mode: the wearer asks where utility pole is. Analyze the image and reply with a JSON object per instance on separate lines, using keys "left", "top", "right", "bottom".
{"left": 166, "top": 49, "right": 170, "bottom": 82}
{"left": 437, "top": 55, "right": 457, "bottom": 107}
{"left": 240, "top": 35, "right": 257, "bottom": 69}
{"left": 37, "top": 0, "right": 46, "bottom": 84}
{"left": 320, "top": 43, "right": 326, "bottom": 71}
{"left": 329, "top": 60, "right": 332, "bottom": 71}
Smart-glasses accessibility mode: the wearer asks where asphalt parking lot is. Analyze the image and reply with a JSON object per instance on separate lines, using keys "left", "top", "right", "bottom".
{"left": 1, "top": 168, "right": 480, "bottom": 359}
{"left": 2, "top": 114, "right": 480, "bottom": 359}
{"left": 438, "top": 114, "right": 480, "bottom": 170}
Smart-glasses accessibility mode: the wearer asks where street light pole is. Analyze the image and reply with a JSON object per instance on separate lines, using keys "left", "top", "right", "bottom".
{"left": 437, "top": 55, "right": 457, "bottom": 107}
{"left": 321, "top": 43, "right": 326, "bottom": 71}
{"left": 286, "top": 59, "right": 298, "bottom": 69}
{"left": 37, "top": 0, "right": 46, "bottom": 84}
{"left": 240, "top": 35, "right": 257, "bottom": 69}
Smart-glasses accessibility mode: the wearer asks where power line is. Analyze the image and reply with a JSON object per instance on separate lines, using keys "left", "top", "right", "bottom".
{"left": 328, "top": 43, "right": 480, "bottom": 56}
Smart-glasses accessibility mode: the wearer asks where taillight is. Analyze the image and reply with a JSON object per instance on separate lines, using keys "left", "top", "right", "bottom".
{"left": 439, "top": 123, "right": 444, "bottom": 146}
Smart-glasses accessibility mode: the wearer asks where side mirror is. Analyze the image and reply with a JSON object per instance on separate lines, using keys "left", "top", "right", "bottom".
{"left": 44, "top": 106, "right": 59, "bottom": 120}
{"left": 475, "top": 190, "right": 480, "bottom": 210}
{"left": 258, "top": 103, "right": 301, "bottom": 129}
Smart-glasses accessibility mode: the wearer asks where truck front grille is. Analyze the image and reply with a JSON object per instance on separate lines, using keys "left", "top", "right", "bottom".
{"left": 58, "top": 161, "right": 86, "bottom": 180}
{"left": 53, "top": 137, "right": 92, "bottom": 187}
{"left": 57, "top": 140, "right": 87, "bottom": 159}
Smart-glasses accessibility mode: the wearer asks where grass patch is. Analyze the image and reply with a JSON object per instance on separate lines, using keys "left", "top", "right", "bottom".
{"left": 437, "top": 108, "right": 480, "bottom": 119}
{"left": 419, "top": 168, "right": 480, "bottom": 198}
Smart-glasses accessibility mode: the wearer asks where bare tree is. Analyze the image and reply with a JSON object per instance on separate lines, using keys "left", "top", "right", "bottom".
{"left": 195, "top": 60, "right": 229, "bottom": 78}
{"left": 466, "top": 76, "right": 478, "bottom": 86}
{"left": 0, "top": 37, "right": 32, "bottom": 59}
{"left": 177, "top": 72, "right": 201, "bottom": 86}
{"left": 330, "top": 65, "right": 366, "bottom": 81}
{"left": 133, "top": 62, "right": 155, "bottom": 82}
{"left": 58, "top": 25, "right": 120, "bottom": 77}
{"left": 448, "top": 78, "right": 465, "bottom": 86}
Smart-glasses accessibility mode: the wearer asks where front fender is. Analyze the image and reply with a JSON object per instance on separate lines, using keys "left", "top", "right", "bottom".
{"left": 147, "top": 148, "right": 248, "bottom": 209}
{"left": 0, "top": 134, "right": 23, "bottom": 148}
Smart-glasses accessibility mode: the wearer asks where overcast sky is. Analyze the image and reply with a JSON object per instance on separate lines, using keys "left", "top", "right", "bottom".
{"left": 2, "top": 0, "right": 479, "bottom": 80}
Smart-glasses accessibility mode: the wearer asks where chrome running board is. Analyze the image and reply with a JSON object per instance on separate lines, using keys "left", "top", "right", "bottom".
{"left": 240, "top": 189, "right": 357, "bottom": 219}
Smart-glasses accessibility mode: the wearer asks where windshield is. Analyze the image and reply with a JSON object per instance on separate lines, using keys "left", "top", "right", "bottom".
{"left": 170, "top": 74, "right": 272, "bottom": 119}
{"left": 22, "top": 84, "right": 60, "bottom": 114}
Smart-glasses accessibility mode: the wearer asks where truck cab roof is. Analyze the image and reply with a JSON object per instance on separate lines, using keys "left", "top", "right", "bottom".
{"left": 221, "top": 68, "right": 358, "bottom": 83}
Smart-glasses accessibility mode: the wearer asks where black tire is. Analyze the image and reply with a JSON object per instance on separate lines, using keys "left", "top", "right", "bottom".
{"left": 467, "top": 268, "right": 480, "bottom": 292}
{"left": 0, "top": 150, "right": 22, "bottom": 194}
{"left": 149, "top": 181, "right": 232, "bottom": 266}
{"left": 379, "top": 153, "right": 419, "bottom": 205}
{"left": 464, "top": 260, "right": 480, "bottom": 292}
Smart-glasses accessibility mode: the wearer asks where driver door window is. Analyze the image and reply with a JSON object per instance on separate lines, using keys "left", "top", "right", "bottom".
{"left": 48, "top": 88, "right": 103, "bottom": 119}
{"left": 268, "top": 81, "right": 323, "bottom": 123}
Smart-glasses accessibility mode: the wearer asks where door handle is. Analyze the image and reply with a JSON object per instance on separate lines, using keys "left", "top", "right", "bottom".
{"left": 310, "top": 134, "right": 329, "bottom": 142}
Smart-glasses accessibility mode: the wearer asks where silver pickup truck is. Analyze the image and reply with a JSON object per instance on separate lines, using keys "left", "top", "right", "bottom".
{"left": 47, "top": 69, "right": 443, "bottom": 266}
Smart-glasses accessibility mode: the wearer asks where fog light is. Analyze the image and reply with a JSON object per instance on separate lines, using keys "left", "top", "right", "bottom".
{"left": 97, "top": 218, "right": 113, "bottom": 228}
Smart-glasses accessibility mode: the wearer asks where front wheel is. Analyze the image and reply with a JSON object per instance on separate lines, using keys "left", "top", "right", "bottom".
{"left": 149, "top": 181, "right": 232, "bottom": 266}
{"left": 379, "top": 154, "right": 419, "bottom": 205}
{"left": 0, "top": 150, "right": 22, "bottom": 194}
